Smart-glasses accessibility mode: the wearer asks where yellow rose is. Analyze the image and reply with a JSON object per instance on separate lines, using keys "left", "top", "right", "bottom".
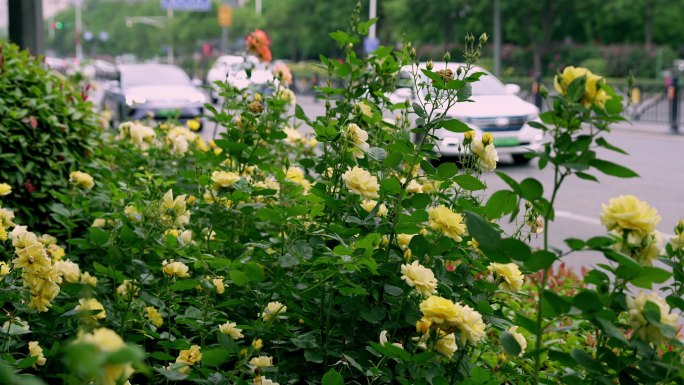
{"left": 283, "top": 127, "right": 305, "bottom": 145}
{"left": 159, "top": 190, "right": 190, "bottom": 228}
{"left": 116, "top": 279, "right": 139, "bottom": 298}
{"left": 434, "top": 331, "right": 457, "bottom": 358}
{"left": 428, "top": 205, "right": 466, "bottom": 242}
{"left": 0, "top": 261, "right": 10, "bottom": 277}
{"left": 669, "top": 219, "right": 684, "bottom": 250}
{"left": 553, "top": 66, "right": 610, "bottom": 108}
{"left": 626, "top": 291, "right": 679, "bottom": 345}
{"left": 347, "top": 123, "right": 370, "bottom": 158}
{"left": 187, "top": 119, "right": 201, "bottom": 131}
{"left": 0, "top": 183, "right": 12, "bottom": 196}
{"left": 219, "top": 321, "right": 244, "bottom": 340}
{"left": 285, "top": 167, "right": 311, "bottom": 191}
{"left": 455, "top": 303, "right": 486, "bottom": 345}
{"left": 28, "top": 341, "right": 46, "bottom": 366}
{"left": 261, "top": 301, "right": 287, "bottom": 321}
{"left": 342, "top": 167, "right": 380, "bottom": 199}
{"left": 600, "top": 195, "right": 660, "bottom": 237}
{"left": 176, "top": 345, "right": 202, "bottom": 366}
{"left": 53, "top": 259, "right": 81, "bottom": 283}
{"left": 162, "top": 259, "right": 190, "bottom": 278}
{"left": 506, "top": 326, "right": 527, "bottom": 355}
{"left": 212, "top": 277, "right": 225, "bottom": 294}
{"left": 146, "top": 306, "right": 163, "bottom": 327}
{"left": 211, "top": 170, "right": 241, "bottom": 188}
{"left": 401, "top": 260, "right": 438, "bottom": 296}
{"left": 80, "top": 271, "right": 98, "bottom": 287}
{"left": 487, "top": 262, "right": 524, "bottom": 291}
{"left": 75, "top": 298, "right": 106, "bottom": 321}
{"left": 419, "top": 296, "right": 460, "bottom": 327}
{"left": 69, "top": 171, "right": 95, "bottom": 190}
{"left": 360, "top": 200, "right": 388, "bottom": 217}
{"left": 251, "top": 339, "right": 263, "bottom": 350}
{"left": 248, "top": 355, "right": 273, "bottom": 369}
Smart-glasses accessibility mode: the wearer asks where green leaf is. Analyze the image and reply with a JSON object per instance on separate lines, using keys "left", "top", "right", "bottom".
{"left": 16, "top": 355, "right": 38, "bottom": 369}
{"left": 243, "top": 262, "right": 266, "bottom": 283}
{"left": 500, "top": 332, "right": 522, "bottom": 356}
{"left": 368, "top": 342, "right": 412, "bottom": 362}
{"left": 485, "top": 190, "right": 518, "bottom": 219}
{"left": 549, "top": 350, "right": 576, "bottom": 367}
{"left": 436, "top": 162, "right": 458, "bottom": 179}
{"left": 367, "top": 147, "right": 387, "bottom": 161}
{"left": 516, "top": 313, "right": 538, "bottom": 334}
{"left": 596, "top": 137, "right": 627, "bottom": 155}
{"left": 464, "top": 211, "right": 504, "bottom": 260}
{"left": 169, "top": 279, "right": 201, "bottom": 291}
{"left": 453, "top": 174, "right": 486, "bottom": 191}
{"left": 589, "top": 159, "right": 638, "bottom": 178}
{"left": 565, "top": 238, "right": 585, "bottom": 250}
{"left": 295, "top": 104, "right": 309, "bottom": 122}
{"left": 573, "top": 290, "right": 603, "bottom": 312}
{"left": 571, "top": 348, "right": 601, "bottom": 372}
{"left": 291, "top": 332, "right": 319, "bottom": 349}
{"left": 631, "top": 266, "right": 671, "bottom": 289}
{"left": 523, "top": 250, "right": 557, "bottom": 271}
{"left": 88, "top": 227, "right": 109, "bottom": 246}
{"left": 229, "top": 269, "right": 250, "bottom": 286}
{"left": 322, "top": 369, "right": 345, "bottom": 385}
{"left": 519, "top": 178, "right": 543, "bottom": 200}
{"left": 595, "top": 318, "right": 628, "bottom": 344}
{"left": 437, "top": 119, "right": 471, "bottom": 133}
{"left": 201, "top": 348, "right": 229, "bottom": 366}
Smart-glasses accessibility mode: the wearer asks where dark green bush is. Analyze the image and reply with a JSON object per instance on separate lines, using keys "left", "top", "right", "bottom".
{"left": 0, "top": 40, "right": 100, "bottom": 231}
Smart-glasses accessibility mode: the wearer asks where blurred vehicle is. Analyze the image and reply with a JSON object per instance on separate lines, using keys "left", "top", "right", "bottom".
{"left": 389, "top": 63, "right": 542, "bottom": 164}
{"left": 102, "top": 63, "right": 206, "bottom": 128}
{"left": 206, "top": 55, "right": 274, "bottom": 102}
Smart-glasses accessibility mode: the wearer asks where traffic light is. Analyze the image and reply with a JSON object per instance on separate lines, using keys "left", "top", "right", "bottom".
{"left": 51, "top": 21, "right": 63, "bottom": 30}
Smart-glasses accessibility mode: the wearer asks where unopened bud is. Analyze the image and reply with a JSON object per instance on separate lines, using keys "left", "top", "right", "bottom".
{"left": 463, "top": 130, "right": 475, "bottom": 143}
{"left": 539, "top": 84, "right": 548, "bottom": 98}
{"left": 675, "top": 219, "right": 684, "bottom": 235}
{"left": 410, "top": 47, "right": 417, "bottom": 58}
{"left": 456, "top": 67, "right": 463, "bottom": 77}
{"left": 479, "top": 33, "right": 489, "bottom": 45}
{"left": 443, "top": 51, "right": 451, "bottom": 62}
{"left": 426, "top": 60, "right": 433, "bottom": 71}
{"left": 482, "top": 132, "right": 493, "bottom": 146}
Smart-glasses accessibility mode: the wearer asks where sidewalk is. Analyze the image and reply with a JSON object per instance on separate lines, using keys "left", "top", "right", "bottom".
{"left": 613, "top": 120, "right": 683, "bottom": 135}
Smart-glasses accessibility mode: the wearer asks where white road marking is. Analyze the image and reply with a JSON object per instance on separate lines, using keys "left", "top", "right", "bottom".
{"left": 556, "top": 210, "right": 675, "bottom": 238}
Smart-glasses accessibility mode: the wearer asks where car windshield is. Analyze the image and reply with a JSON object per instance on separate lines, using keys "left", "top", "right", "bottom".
{"left": 121, "top": 66, "right": 191, "bottom": 87}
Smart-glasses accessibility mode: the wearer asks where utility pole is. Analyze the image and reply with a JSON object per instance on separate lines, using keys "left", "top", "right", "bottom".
{"left": 493, "top": 0, "right": 501, "bottom": 77}
{"left": 256, "top": 0, "right": 262, "bottom": 15}
{"left": 74, "top": 0, "right": 83, "bottom": 60}
{"left": 8, "top": 0, "right": 44, "bottom": 55}
{"left": 369, "top": 0, "right": 377, "bottom": 41}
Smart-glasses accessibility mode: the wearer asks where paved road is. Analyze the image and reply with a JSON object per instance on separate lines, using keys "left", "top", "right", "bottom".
{"left": 204, "top": 95, "right": 684, "bottom": 271}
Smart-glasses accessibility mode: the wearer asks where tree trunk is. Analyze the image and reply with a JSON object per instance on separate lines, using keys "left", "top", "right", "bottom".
{"left": 644, "top": 0, "right": 654, "bottom": 52}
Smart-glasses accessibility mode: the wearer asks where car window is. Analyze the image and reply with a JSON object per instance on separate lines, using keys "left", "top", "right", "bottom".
{"left": 470, "top": 75, "right": 506, "bottom": 95}
{"left": 121, "top": 66, "right": 191, "bottom": 87}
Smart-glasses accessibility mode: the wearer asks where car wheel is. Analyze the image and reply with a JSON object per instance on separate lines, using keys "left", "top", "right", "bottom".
{"left": 512, "top": 154, "right": 532, "bottom": 165}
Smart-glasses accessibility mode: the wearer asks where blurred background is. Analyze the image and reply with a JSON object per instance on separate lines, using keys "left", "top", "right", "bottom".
{"left": 2, "top": 0, "right": 683, "bottom": 82}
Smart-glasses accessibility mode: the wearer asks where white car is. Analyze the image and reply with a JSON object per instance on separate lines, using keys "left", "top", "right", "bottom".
{"left": 389, "top": 63, "right": 543, "bottom": 164}
{"left": 206, "top": 55, "right": 275, "bottom": 101}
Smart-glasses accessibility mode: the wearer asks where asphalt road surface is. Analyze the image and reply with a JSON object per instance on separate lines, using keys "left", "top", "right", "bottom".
{"left": 204, "top": 94, "right": 684, "bottom": 271}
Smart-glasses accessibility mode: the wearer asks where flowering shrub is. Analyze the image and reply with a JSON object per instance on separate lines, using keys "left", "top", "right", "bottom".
{"left": 0, "top": 7, "right": 683, "bottom": 385}
{"left": 0, "top": 40, "right": 100, "bottom": 231}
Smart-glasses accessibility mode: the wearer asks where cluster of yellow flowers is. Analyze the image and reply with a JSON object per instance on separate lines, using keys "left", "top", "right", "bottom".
{"left": 464, "top": 131, "right": 498, "bottom": 172}
{"left": 118, "top": 121, "right": 156, "bottom": 150}
{"left": 670, "top": 219, "right": 684, "bottom": 250}
{"left": 166, "top": 125, "right": 209, "bottom": 155}
{"left": 77, "top": 328, "right": 134, "bottom": 384}
{"left": 10, "top": 226, "right": 64, "bottom": 312}
{"left": 118, "top": 121, "right": 209, "bottom": 155}
{"left": 175, "top": 344, "right": 202, "bottom": 374}
{"left": 413, "top": 295, "right": 486, "bottom": 358}
{"left": 600, "top": 195, "right": 662, "bottom": 265}
{"left": 283, "top": 127, "right": 317, "bottom": 149}
{"left": 554, "top": 66, "right": 610, "bottom": 108}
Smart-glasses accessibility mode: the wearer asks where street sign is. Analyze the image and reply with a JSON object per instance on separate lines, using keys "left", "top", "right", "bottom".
{"left": 364, "top": 37, "right": 380, "bottom": 54}
{"left": 160, "top": 0, "right": 212, "bottom": 12}
{"left": 218, "top": 4, "right": 233, "bottom": 27}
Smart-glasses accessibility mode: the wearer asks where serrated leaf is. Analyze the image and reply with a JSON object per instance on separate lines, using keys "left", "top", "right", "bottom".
{"left": 500, "top": 332, "right": 522, "bottom": 356}
{"left": 437, "top": 118, "right": 471, "bottom": 133}
{"left": 453, "top": 174, "right": 485, "bottom": 191}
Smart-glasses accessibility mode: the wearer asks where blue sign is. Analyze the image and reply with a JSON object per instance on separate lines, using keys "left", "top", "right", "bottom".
{"left": 364, "top": 37, "right": 380, "bottom": 54}
{"left": 161, "top": 0, "right": 212, "bottom": 11}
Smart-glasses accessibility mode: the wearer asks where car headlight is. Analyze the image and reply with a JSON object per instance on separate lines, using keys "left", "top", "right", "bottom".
{"left": 189, "top": 94, "right": 206, "bottom": 104}
{"left": 125, "top": 95, "right": 147, "bottom": 106}
{"left": 526, "top": 113, "right": 539, "bottom": 121}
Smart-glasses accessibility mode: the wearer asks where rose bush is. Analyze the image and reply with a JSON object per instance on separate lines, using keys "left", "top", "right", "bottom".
{"left": 0, "top": 5, "right": 682, "bottom": 385}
